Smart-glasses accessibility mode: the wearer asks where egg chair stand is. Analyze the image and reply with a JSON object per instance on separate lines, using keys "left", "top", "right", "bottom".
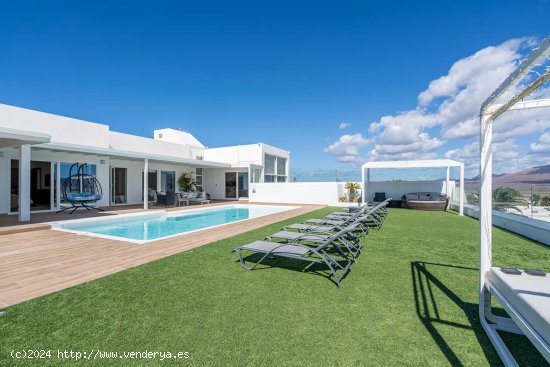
{"left": 57, "top": 163, "right": 104, "bottom": 214}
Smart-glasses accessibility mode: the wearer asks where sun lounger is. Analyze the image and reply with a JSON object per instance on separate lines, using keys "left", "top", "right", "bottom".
{"left": 233, "top": 229, "right": 354, "bottom": 287}
{"left": 306, "top": 203, "right": 387, "bottom": 230}
{"left": 267, "top": 222, "right": 365, "bottom": 258}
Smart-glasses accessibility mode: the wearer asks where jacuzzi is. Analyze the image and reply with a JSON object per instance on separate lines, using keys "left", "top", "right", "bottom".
{"left": 401, "top": 192, "right": 449, "bottom": 211}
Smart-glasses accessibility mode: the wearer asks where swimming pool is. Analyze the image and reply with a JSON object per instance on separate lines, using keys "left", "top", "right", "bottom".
{"left": 52, "top": 204, "right": 297, "bottom": 243}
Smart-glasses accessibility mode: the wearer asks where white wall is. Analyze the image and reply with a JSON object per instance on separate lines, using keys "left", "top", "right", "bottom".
{"left": 204, "top": 144, "right": 263, "bottom": 166}
{"left": 366, "top": 181, "right": 455, "bottom": 202}
{"left": 109, "top": 131, "right": 205, "bottom": 160}
{"left": 153, "top": 128, "right": 205, "bottom": 148}
{"left": 249, "top": 182, "right": 346, "bottom": 205}
{"left": 451, "top": 203, "right": 550, "bottom": 246}
{"left": 249, "top": 181, "right": 456, "bottom": 206}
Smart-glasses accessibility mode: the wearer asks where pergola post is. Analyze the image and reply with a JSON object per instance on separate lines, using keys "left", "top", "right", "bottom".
{"left": 479, "top": 111, "right": 493, "bottom": 311}
{"left": 366, "top": 168, "right": 370, "bottom": 203}
{"left": 361, "top": 167, "right": 365, "bottom": 204}
{"left": 459, "top": 164, "right": 464, "bottom": 216}
{"left": 143, "top": 158, "right": 149, "bottom": 210}
{"left": 18, "top": 144, "right": 31, "bottom": 222}
{"left": 445, "top": 166, "right": 450, "bottom": 198}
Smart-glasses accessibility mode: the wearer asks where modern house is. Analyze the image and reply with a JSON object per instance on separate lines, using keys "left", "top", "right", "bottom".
{"left": 0, "top": 103, "right": 290, "bottom": 221}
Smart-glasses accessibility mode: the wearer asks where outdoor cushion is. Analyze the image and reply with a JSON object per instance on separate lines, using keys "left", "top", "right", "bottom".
{"left": 489, "top": 267, "right": 550, "bottom": 345}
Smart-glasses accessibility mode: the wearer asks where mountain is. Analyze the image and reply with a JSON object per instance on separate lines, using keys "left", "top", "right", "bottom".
{"left": 465, "top": 164, "right": 550, "bottom": 194}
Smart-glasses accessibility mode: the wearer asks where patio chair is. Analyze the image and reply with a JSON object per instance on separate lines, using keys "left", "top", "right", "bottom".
{"left": 148, "top": 189, "right": 157, "bottom": 207}
{"left": 267, "top": 222, "right": 365, "bottom": 259}
{"left": 373, "top": 192, "right": 387, "bottom": 202}
{"left": 188, "top": 191, "right": 211, "bottom": 205}
{"left": 233, "top": 229, "right": 354, "bottom": 287}
{"left": 164, "top": 191, "right": 177, "bottom": 207}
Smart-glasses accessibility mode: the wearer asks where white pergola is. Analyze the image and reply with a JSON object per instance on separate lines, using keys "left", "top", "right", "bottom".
{"left": 360, "top": 159, "right": 465, "bottom": 215}
{"left": 479, "top": 35, "right": 550, "bottom": 366}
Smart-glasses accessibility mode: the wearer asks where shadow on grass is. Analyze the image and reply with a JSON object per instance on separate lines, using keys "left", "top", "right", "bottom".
{"left": 411, "top": 261, "right": 501, "bottom": 367}
{"left": 237, "top": 252, "right": 353, "bottom": 287}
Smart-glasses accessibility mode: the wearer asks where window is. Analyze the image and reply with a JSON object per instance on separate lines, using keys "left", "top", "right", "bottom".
{"left": 251, "top": 168, "right": 262, "bottom": 183}
{"left": 277, "top": 158, "right": 286, "bottom": 176}
{"left": 264, "top": 155, "right": 275, "bottom": 175}
{"left": 161, "top": 171, "right": 175, "bottom": 192}
{"left": 264, "top": 154, "right": 287, "bottom": 183}
{"left": 195, "top": 168, "right": 203, "bottom": 192}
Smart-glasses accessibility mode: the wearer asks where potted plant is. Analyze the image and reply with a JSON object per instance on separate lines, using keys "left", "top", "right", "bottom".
{"left": 178, "top": 172, "right": 196, "bottom": 192}
{"left": 344, "top": 182, "right": 361, "bottom": 202}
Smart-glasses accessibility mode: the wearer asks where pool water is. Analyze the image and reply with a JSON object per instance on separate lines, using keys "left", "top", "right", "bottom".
{"left": 53, "top": 205, "right": 296, "bottom": 243}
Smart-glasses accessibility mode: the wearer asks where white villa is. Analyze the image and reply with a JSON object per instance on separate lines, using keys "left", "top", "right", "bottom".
{"left": 0, "top": 103, "right": 290, "bottom": 221}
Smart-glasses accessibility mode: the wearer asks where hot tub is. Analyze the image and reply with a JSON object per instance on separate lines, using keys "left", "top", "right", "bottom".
{"left": 401, "top": 192, "right": 449, "bottom": 211}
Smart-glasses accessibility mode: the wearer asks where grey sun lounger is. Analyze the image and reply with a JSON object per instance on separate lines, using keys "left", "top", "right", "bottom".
{"left": 283, "top": 217, "right": 370, "bottom": 237}
{"left": 267, "top": 223, "right": 365, "bottom": 259}
{"left": 305, "top": 204, "right": 386, "bottom": 230}
{"left": 233, "top": 230, "right": 354, "bottom": 287}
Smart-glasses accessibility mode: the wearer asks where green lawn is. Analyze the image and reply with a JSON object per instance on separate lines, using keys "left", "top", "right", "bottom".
{"left": 1, "top": 208, "right": 549, "bottom": 366}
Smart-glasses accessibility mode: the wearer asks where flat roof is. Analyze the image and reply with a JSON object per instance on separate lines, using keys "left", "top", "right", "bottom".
{"left": 33, "top": 142, "right": 231, "bottom": 168}
{"left": 362, "top": 159, "right": 463, "bottom": 169}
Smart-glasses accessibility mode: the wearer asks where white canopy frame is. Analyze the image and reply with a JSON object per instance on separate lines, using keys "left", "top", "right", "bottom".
{"left": 479, "top": 35, "right": 550, "bottom": 366}
{"left": 360, "top": 159, "right": 465, "bottom": 215}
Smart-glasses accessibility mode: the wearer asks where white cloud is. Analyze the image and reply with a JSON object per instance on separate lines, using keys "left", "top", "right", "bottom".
{"left": 339, "top": 122, "right": 351, "bottom": 129}
{"left": 323, "top": 133, "right": 370, "bottom": 166}
{"left": 530, "top": 132, "right": 550, "bottom": 154}
{"left": 324, "top": 36, "right": 550, "bottom": 173}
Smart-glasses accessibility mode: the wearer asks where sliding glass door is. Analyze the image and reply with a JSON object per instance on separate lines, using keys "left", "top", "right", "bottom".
{"left": 225, "top": 172, "right": 237, "bottom": 198}
{"left": 238, "top": 172, "right": 249, "bottom": 198}
{"left": 10, "top": 160, "right": 53, "bottom": 213}
{"left": 111, "top": 167, "right": 127, "bottom": 204}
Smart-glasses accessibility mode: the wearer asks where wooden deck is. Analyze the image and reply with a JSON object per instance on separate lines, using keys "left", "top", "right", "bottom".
{"left": 0, "top": 203, "right": 323, "bottom": 307}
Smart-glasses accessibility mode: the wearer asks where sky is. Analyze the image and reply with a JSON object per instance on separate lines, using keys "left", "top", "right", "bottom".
{"left": 1, "top": 0, "right": 549, "bottom": 179}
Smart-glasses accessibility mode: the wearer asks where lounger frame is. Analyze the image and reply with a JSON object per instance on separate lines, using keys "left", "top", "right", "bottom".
{"left": 234, "top": 231, "right": 354, "bottom": 287}
{"left": 480, "top": 280, "right": 550, "bottom": 366}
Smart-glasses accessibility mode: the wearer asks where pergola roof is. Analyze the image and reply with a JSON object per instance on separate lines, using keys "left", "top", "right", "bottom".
{"left": 362, "top": 159, "right": 463, "bottom": 169}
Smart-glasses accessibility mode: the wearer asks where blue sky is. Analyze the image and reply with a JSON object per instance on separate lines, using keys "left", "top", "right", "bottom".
{"left": 1, "top": 1, "right": 549, "bottom": 178}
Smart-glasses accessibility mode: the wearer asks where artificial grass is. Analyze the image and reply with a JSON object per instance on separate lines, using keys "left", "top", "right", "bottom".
{"left": 1, "top": 208, "right": 548, "bottom": 366}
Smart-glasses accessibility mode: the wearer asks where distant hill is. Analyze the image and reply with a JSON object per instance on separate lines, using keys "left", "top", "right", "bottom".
{"left": 465, "top": 164, "right": 550, "bottom": 194}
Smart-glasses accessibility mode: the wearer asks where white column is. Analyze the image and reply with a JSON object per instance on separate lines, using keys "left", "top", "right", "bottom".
{"left": 18, "top": 144, "right": 31, "bottom": 222}
{"left": 459, "top": 164, "right": 464, "bottom": 216}
{"left": 56, "top": 162, "right": 61, "bottom": 208}
{"left": 479, "top": 112, "right": 493, "bottom": 313}
{"left": 143, "top": 159, "right": 149, "bottom": 210}
{"left": 366, "top": 168, "right": 371, "bottom": 203}
{"left": 445, "top": 166, "right": 450, "bottom": 197}
{"left": 157, "top": 170, "right": 162, "bottom": 192}
{"left": 361, "top": 166, "right": 365, "bottom": 204}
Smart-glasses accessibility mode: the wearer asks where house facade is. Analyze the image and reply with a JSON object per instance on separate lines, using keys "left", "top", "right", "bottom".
{"left": 0, "top": 103, "right": 290, "bottom": 221}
